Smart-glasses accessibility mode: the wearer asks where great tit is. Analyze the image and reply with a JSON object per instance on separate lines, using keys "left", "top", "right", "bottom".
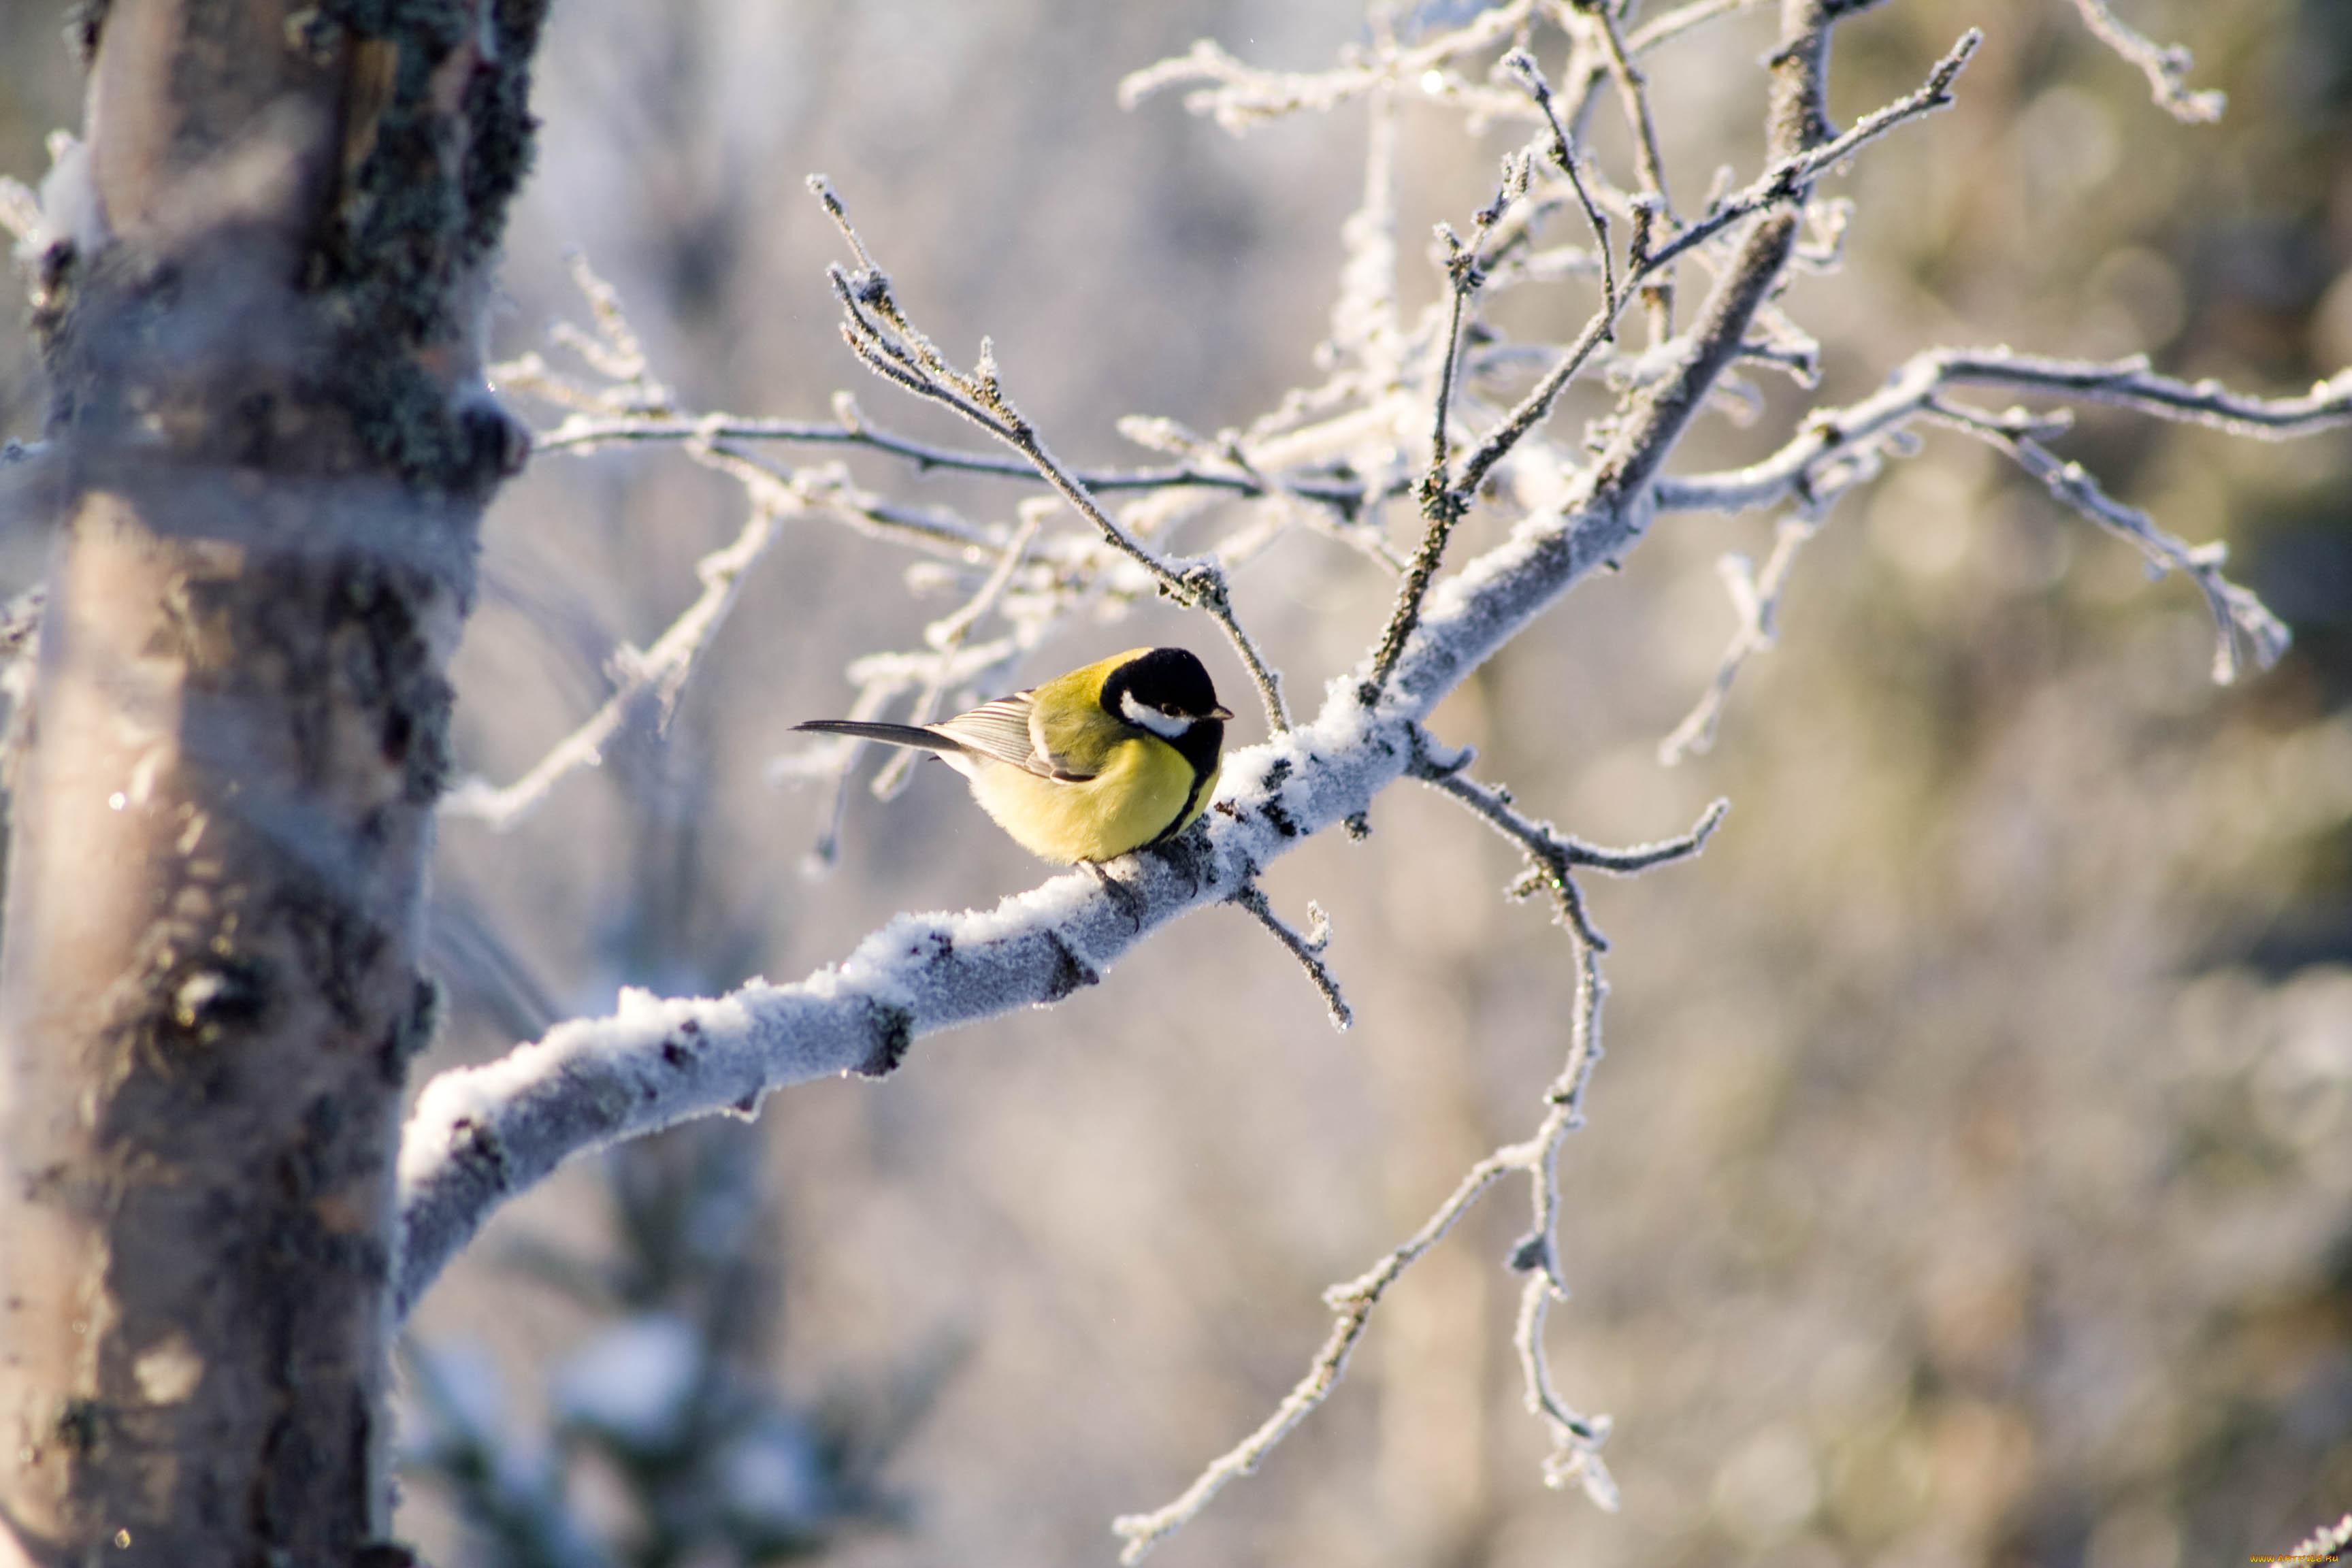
{"left": 795, "top": 647, "right": 1234, "bottom": 864}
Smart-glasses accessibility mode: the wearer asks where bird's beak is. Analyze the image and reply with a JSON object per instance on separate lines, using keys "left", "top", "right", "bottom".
{"left": 1208, "top": 704, "right": 1235, "bottom": 721}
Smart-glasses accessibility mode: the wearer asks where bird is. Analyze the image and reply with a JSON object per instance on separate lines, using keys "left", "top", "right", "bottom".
{"left": 795, "top": 647, "right": 1234, "bottom": 864}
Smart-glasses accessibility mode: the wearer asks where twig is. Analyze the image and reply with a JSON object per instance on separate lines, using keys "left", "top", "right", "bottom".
{"left": 1116, "top": 1, "right": 1539, "bottom": 131}
{"left": 1654, "top": 351, "right": 2352, "bottom": 520}
{"left": 1442, "top": 31, "right": 1976, "bottom": 532}
{"left": 869, "top": 502, "right": 1048, "bottom": 799}
{"left": 1588, "top": 0, "right": 1677, "bottom": 229}
{"left": 1417, "top": 751, "right": 1729, "bottom": 910}
{"left": 2065, "top": 0, "right": 2226, "bottom": 123}
{"left": 1658, "top": 514, "right": 1818, "bottom": 764}
{"left": 527, "top": 406, "right": 1375, "bottom": 511}
{"left": 811, "top": 176, "right": 1292, "bottom": 733}
{"left": 1111, "top": 1139, "right": 1526, "bottom": 1562}
{"left": 1642, "top": 27, "right": 1980, "bottom": 275}
{"left": 1362, "top": 179, "right": 1513, "bottom": 696}
{"left": 441, "top": 469, "right": 787, "bottom": 831}
{"left": 1627, "top": 0, "right": 1767, "bottom": 54}
{"left": 1507, "top": 909, "right": 1618, "bottom": 1507}
{"left": 1931, "top": 401, "right": 2290, "bottom": 682}
{"left": 1230, "top": 883, "right": 1352, "bottom": 1030}
{"left": 1503, "top": 48, "right": 1618, "bottom": 315}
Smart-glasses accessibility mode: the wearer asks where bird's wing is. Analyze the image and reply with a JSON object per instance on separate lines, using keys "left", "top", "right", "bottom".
{"left": 932, "top": 691, "right": 1093, "bottom": 779}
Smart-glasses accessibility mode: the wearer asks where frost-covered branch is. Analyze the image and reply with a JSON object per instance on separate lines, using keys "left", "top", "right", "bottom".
{"left": 441, "top": 461, "right": 786, "bottom": 831}
{"left": 1659, "top": 516, "right": 1818, "bottom": 764}
{"left": 1935, "top": 402, "right": 2289, "bottom": 682}
{"left": 1111, "top": 1139, "right": 1524, "bottom": 1561}
{"left": 1652, "top": 350, "right": 2352, "bottom": 515}
{"left": 1117, "top": 0, "right": 1539, "bottom": 131}
{"left": 1111, "top": 782, "right": 1731, "bottom": 1558}
{"left": 1650, "top": 348, "right": 2349, "bottom": 693}
{"left": 2065, "top": 0, "right": 2226, "bottom": 123}
{"left": 527, "top": 401, "right": 1376, "bottom": 510}
{"left": 1230, "top": 883, "right": 1351, "bottom": 1031}
{"left": 811, "top": 176, "right": 1292, "bottom": 732}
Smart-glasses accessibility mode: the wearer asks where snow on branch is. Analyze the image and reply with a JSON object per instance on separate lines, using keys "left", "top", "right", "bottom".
{"left": 1650, "top": 349, "right": 2348, "bottom": 704}
{"left": 2064, "top": 0, "right": 2226, "bottom": 123}
{"left": 440, "top": 461, "right": 785, "bottom": 831}
{"left": 809, "top": 176, "right": 1293, "bottom": 732}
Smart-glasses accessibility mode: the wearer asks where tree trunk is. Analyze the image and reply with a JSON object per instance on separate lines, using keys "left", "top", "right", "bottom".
{"left": 0, "top": 1, "right": 542, "bottom": 1562}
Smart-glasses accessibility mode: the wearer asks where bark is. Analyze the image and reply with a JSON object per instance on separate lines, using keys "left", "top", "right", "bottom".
{"left": 0, "top": 1, "right": 543, "bottom": 1563}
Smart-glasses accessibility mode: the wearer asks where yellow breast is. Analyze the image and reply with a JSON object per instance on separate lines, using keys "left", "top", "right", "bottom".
{"left": 962, "top": 735, "right": 1218, "bottom": 863}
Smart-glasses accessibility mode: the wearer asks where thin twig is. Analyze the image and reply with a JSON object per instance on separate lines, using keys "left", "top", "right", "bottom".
{"left": 1117, "top": 0, "right": 1540, "bottom": 131}
{"left": 1230, "top": 883, "right": 1352, "bottom": 1030}
{"left": 1627, "top": 0, "right": 1767, "bottom": 54}
{"left": 1658, "top": 514, "right": 1818, "bottom": 764}
{"left": 1503, "top": 48, "right": 1618, "bottom": 314}
{"left": 870, "top": 503, "right": 1048, "bottom": 799}
{"left": 2064, "top": 0, "right": 2226, "bottom": 123}
{"left": 1417, "top": 748, "right": 1730, "bottom": 895}
{"left": 1931, "top": 401, "right": 2290, "bottom": 682}
{"left": 811, "top": 176, "right": 1292, "bottom": 733}
{"left": 1642, "top": 27, "right": 1979, "bottom": 275}
{"left": 442, "top": 468, "right": 787, "bottom": 831}
{"left": 1509, "top": 918, "right": 1617, "bottom": 1506}
{"left": 527, "top": 406, "right": 1374, "bottom": 510}
{"left": 1588, "top": 0, "right": 1676, "bottom": 228}
{"left": 1111, "top": 1138, "right": 1527, "bottom": 1562}
{"left": 1362, "top": 214, "right": 1496, "bottom": 696}
{"left": 1654, "top": 351, "right": 2352, "bottom": 520}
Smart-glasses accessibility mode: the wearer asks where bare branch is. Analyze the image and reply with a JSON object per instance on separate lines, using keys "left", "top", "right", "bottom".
{"left": 2064, "top": 0, "right": 2226, "bottom": 123}
{"left": 1656, "top": 351, "right": 2352, "bottom": 520}
{"left": 1502, "top": 48, "right": 1618, "bottom": 316}
{"left": 1933, "top": 403, "right": 2290, "bottom": 682}
{"left": 1365, "top": 160, "right": 1527, "bottom": 698}
{"left": 441, "top": 466, "right": 787, "bottom": 831}
{"left": 1230, "top": 883, "right": 1352, "bottom": 1031}
{"left": 1642, "top": 27, "right": 1980, "bottom": 276}
{"left": 1588, "top": 0, "right": 1677, "bottom": 228}
{"left": 1117, "top": 2, "right": 1539, "bottom": 131}
{"left": 1437, "top": 31, "right": 1976, "bottom": 529}
{"left": 1627, "top": 0, "right": 1768, "bottom": 54}
{"left": 527, "top": 404, "right": 1377, "bottom": 510}
{"left": 811, "top": 178, "right": 1292, "bottom": 732}
{"left": 1109, "top": 1142, "right": 1522, "bottom": 1561}
{"left": 1646, "top": 348, "right": 2341, "bottom": 687}
{"left": 1659, "top": 515, "right": 1819, "bottom": 764}
{"left": 870, "top": 502, "right": 1048, "bottom": 799}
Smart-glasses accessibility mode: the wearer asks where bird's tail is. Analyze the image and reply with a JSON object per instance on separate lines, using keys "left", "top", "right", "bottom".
{"left": 793, "top": 719, "right": 965, "bottom": 754}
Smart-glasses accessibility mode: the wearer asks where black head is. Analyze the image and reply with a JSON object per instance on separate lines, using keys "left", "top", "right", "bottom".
{"left": 1102, "top": 647, "right": 1230, "bottom": 769}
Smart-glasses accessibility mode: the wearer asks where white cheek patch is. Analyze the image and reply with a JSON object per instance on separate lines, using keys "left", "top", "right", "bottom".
{"left": 1120, "top": 689, "right": 1192, "bottom": 739}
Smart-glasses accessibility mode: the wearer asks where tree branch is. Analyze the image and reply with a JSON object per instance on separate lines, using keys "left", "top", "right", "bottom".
{"left": 1230, "top": 883, "right": 1352, "bottom": 1031}
{"left": 811, "top": 178, "right": 1292, "bottom": 732}
{"left": 2064, "top": 0, "right": 2226, "bottom": 123}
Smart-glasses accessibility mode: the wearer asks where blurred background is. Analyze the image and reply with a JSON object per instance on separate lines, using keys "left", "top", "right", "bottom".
{"left": 6, "top": 1, "right": 2351, "bottom": 1564}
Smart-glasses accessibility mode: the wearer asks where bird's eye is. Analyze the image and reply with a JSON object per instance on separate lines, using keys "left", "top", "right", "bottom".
{"left": 1161, "top": 704, "right": 1181, "bottom": 716}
